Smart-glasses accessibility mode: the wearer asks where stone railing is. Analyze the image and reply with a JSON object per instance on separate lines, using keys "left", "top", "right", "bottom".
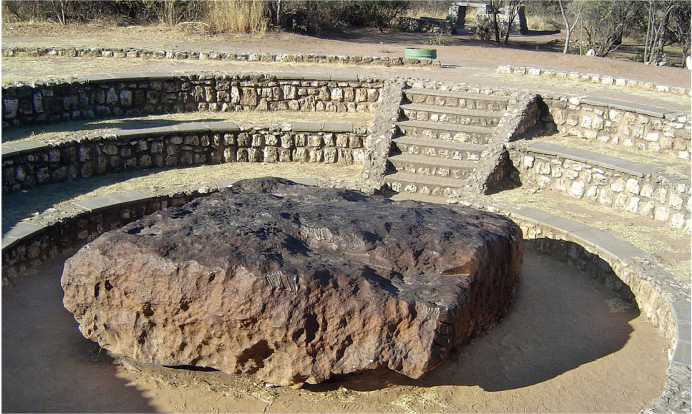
{"left": 497, "top": 64, "right": 691, "bottom": 97}
{"left": 540, "top": 94, "right": 691, "bottom": 160}
{"left": 361, "top": 79, "right": 405, "bottom": 182}
{"left": 2, "top": 72, "right": 384, "bottom": 129}
{"left": 2, "top": 180, "right": 688, "bottom": 412}
{"left": 508, "top": 141, "right": 691, "bottom": 232}
{"left": 1, "top": 46, "right": 439, "bottom": 68}
{"left": 2, "top": 121, "right": 367, "bottom": 194}
{"left": 464, "top": 92, "right": 541, "bottom": 194}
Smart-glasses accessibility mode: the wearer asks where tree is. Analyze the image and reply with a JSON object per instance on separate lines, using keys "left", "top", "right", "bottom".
{"left": 502, "top": 0, "right": 522, "bottom": 44}
{"left": 643, "top": 0, "right": 676, "bottom": 65}
{"left": 579, "top": 0, "right": 641, "bottom": 57}
{"left": 482, "top": 0, "right": 520, "bottom": 44}
{"left": 668, "top": 1, "right": 691, "bottom": 67}
{"left": 557, "top": 0, "right": 582, "bottom": 54}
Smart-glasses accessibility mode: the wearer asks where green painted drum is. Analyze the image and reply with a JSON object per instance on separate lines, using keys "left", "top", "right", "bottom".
{"left": 404, "top": 48, "right": 437, "bottom": 59}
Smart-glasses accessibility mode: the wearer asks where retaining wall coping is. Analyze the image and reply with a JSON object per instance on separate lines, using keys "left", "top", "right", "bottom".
{"left": 3, "top": 71, "right": 382, "bottom": 91}
{"left": 303, "top": 73, "right": 332, "bottom": 81}
{"left": 527, "top": 142, "right": 662, "bottom": 178}
{"left": 1, "top": 221, "right": 44, "bottom": 249}
{"left": 111, "top": 127, "right": 175, "bottom": 138}
{"left": 273, "top": 72, "right": 311, "bottom": 80}
{"left": 496, "top": 203, "right": 651, "bottom": 259}
{"left": 671, "top": 301, "right": 691, "bottom": 365}
{"left": 322, "top": 122, "right": 354, "bottom": 132}
{"left": 497, "top": 64, "right": 691, "bottom": 98}
{"left": 71, "top": 195, "right": 128, "bottom": 212}
{"left": 292, "top": 121, "right": 323, "bottom": 132}
{"left": 569, "top": 227, "right": 650, "bottom": 259}
{"left": 104, "top": 190, "right": 155, "bottom": 206}
{"left": 580, "top": 96, "right": 679, "bottom": 118}
{"left": 81, "top": 73, "right": 120, "bottom": 83}
{"left": 203, "top": 121, "right": 241, "bottom": 133}
{"left": 2, "top": 141, "right": 51, "bottom": 158}
{"left": 109, "top": 121, "right": 343, "bottom": 139}
{"left": 512, "top": 206, "right": 592, "bottom": 233}
{"left": 330, "top": 73, "right": 360, "bottom": 82}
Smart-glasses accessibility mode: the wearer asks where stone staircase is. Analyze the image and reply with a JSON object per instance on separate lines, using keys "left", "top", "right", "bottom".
{"left": 383, "top": 87, "right": 514, "bottom": 197}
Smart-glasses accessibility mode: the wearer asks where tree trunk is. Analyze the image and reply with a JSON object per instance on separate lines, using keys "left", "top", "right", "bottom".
{"left": 503, "top": 5, "right": 515, "bottom": 44}
{"left": 559, "top": 0, "right": 571, "bottom": 53}
{"left": 492, "top": 6, "right": 501, "bottom": 43}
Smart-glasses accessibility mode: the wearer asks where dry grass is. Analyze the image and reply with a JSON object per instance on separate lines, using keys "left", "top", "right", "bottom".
{"left": 403, "top": 2, "right": 450, "bottom": 20}
{"left": 526, "top": 15, "right": 561, "bottom": 31}
{"left": 204, "top": 0, "right": 268, "bottom": 36}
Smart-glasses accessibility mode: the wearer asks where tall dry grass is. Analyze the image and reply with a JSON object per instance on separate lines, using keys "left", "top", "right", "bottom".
{"left": 204, "top": 0, "right": 268, "bottom": 35}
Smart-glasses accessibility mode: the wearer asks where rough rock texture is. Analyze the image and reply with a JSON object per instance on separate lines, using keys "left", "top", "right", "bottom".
{"left": 61, "top": 177, "right": 523, "bottom": 386}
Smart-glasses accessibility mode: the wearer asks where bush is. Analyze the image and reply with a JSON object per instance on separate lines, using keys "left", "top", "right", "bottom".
{"left": 476, "top": 13, "right": 517, "bottom": 42}
{"left": 204, "top": 0, "right": 268, "bottom": 35}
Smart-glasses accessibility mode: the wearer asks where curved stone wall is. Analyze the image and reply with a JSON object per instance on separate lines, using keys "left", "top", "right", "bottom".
{"left": 1, "top": 46, "right": 439, "bottom": 68}
{"left": 2, "top": 121, "right": 367, "bottom": 194}
{"left": 540, "top": 94, "right": 691, "bottom": 160}
{"left": 1, "top": 72, "right": 383, "bottom": 129}
{"left": 498, "top": 64, "right": 692, "bottom": 97}
{"left": 508, "top": 141, "right": 691, "bottom": 232}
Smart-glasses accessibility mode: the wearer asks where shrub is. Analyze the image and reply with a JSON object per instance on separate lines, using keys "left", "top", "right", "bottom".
{"left": 204, "top": 0, "right": 268, "bottom": 35}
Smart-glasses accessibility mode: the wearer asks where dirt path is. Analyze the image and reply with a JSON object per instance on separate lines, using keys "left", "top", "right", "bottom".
{"left": 2, "top": 246, "right": 668, "bottom": 413}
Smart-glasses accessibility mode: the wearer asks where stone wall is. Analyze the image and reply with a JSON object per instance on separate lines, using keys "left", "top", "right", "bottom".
{"left": 508, "top": 141, "right": 691, "bottom": 232}
{"left": 396, "top": 17, "right": 453, "bottom": 34}
{"left": 1, "top": 46, "right": 439, "bottom": 68}
{"left": 2, "top": 73, "right": 384, "bottom": 129}
{"left": 541, "top": 94, "right": 691, "bottom": 159}
{"left": 2, "top": 122, "right": 367, "bottom": 194}
{"left": 498, "top": 65, "right": 691, "bottom": 97}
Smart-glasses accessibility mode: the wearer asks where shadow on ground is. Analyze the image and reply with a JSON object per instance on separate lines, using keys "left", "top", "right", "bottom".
{"left": 2, "top": 168, "right": 167, "bottom": 232}
{"left": 314, "top": 27, "right": 566, "bottom": 54}
{"left": 2, "top": 117, "right": 228, "bottom": 143}
{"left": 1, "top": 243, "right": 637, "bottom": 411}
{"left": 2, "top": 254, "right": 158, "bottom": 413}
{"left": 305, "top": 243, "right": 637, "bottom": 392}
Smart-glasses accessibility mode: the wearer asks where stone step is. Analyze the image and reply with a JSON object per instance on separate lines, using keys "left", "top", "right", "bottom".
{"left": 396, "top": 120, "right": 494, "bottom": 145}
{"left": 383, "top": 172, "right": 465, "bottom": 197}
{"left": 403, "top": 88, "right": 511, "bottom": 111}
{"left": 400, "top": 103, "right": 502, "bottom": 127}
{"left": 393, "top": 136, "right": 485, "bottom": 161}
{"left": 388, "top": 154, "right": 477, "bottom": 179}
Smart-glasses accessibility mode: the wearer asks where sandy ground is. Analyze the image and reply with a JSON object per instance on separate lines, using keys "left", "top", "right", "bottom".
{"left": 1, "top": 22, "right": 688, "bottom": 414}
{"left": 2, "top": 246, "right": 668, "bottom": 413}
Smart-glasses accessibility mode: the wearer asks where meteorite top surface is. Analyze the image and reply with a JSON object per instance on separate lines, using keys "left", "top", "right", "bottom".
{"left": 116, "top": 177, "right": 513, "bottom": 306}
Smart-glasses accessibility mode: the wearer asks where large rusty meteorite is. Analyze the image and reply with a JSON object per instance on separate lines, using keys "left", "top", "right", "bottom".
{"left": 61, "top": 177, "right": 523, "bottom": 386}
